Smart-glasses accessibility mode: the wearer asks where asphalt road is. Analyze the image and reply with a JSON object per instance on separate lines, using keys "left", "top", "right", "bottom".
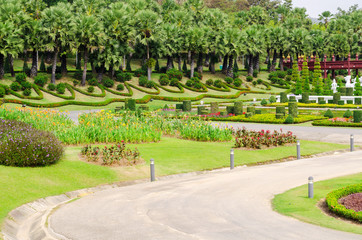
{"left": 49, "top": 151, "right": 362, "bottom": 240}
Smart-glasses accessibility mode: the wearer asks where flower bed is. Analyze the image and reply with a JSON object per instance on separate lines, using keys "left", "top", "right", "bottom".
{"left": 233, "top": 127, "right": 296, "bottom": 149}
{"left": 326, "top": 184, "right": 362, "bottom": 222}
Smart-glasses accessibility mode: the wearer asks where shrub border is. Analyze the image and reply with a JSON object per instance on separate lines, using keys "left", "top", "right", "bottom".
{"left": 39, "top": 83, "right": 75, "bottom": 100}
{"left": 71, "top": 84, "right": 106, "bottom": 97}
{"left": 127, "top": 83, "right": 160, "bottom": 95}
{"left": 325, "top": 183, "right": 362, "bottom": 222}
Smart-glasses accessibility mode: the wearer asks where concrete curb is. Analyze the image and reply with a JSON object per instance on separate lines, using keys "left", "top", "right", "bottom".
{"left": 1, "top": 148, "right": 357, "bottom": 240}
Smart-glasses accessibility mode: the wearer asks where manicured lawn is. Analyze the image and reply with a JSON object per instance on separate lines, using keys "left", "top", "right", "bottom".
{"left": 273, "top": 173, "right": 362, "bottom": 235}
{"left": 0, "top": 137, "right": 348, "bottom": 226}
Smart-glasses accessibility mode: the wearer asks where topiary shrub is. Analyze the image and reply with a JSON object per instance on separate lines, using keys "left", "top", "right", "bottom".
{"left": 214, "top": 79, "right": 223, "bottom": 88}
{"left": 183, "top": 100, "right": 191, "bottom": 112}
{"left": 169, "top": 78, "right": 179, "bottom": 87}
{"left": 10, "top": 82, "right": 21, "bottom": 92}
{"left": 159, "top": 76, "right": 170, "bottom": 86}
{"left": 206, "top": 79, "right": 213, "bottom": 86}
{"left": 324, "top": 109, "right": 334, "bottom": 118}
{"left": 257, "top": 79, "right": 262, "bottom": 84}
{"left": 353, "top": 110, "right": 362, "bottom": 123}
{"left": 166, "top": 68, "right": 183, "bottom": 81}
{"left": 338, "top": 100, "right": 345, "bottom": 105}
{"left": 210, "top": 102, "right": 219, "bottom": 113}
{"left": 346, "top": 100, "right": 353, "bottom": 104}
{"left": 276, "top": 71, "right": 286, "bottom": 79}
{"left": 252, "top": 80, "right": 257, "bottom": 86}
{"left": 284, "top": 115, "right": 294, "bottom": 124}
{"left": 125, "top": 98, "right": 136, "bottom": 111}
{"left": 138, "top": 76, "right": 148, "bottom": 87}
{"left": 47, "top": 83, "right": 56, "bottom": 91}
{"left": 234, "top": 101, "right": 243, "bottom": 115}
{"left": 0, "top": 86, "right": 5, "bottom": 98}
{"left": 23, "top": 88, "right": 31, "bottom": 96}
{"left": 116, "top": 84, "right": 124, "bottom": 91}
{"left": 34, "top": 75, "right": 48, "bottom": 87}
{"left": 116, "top": 72, "right": 132, "bottom": 82}
{"left": 280, "top": 92, "right": 288, "bottom": 103}
{"left": 145, "top": 80, "right": 154, "bottom": 88}
{"left": 288, "top": 102, "right": 298, "bottom": 117}
{"left": 246, "top": 76, "right": 253, "bottom": 82}
{"left": 186, "top": 79, "right": 194, "bottom": 87}
{"left": 102, "top": 78, "right": 114, "bottom": 88}
{"left": 252, "top": 71, "right": 258, "bottom": 78}
{"left": 15, "top": 73, "right": 27, "bottom": 84}
{"left": 87, "top": 78, "right": 98, "bottom": 86}
{"left": 269, "top": 96, "right": 276, "bottom": 103}
{"left": 343, "top": 110, "right": 352, "bottom": 118}
{"left": 288, "top": 96, "right": 297, "bottom": 102}
{"left": 333, "top": 92, "right": 341, "bottom": 104}
{"left": 20, "top": 81, "right": 32, "bottom": 90}
{"left": 234, "top": 79, "right": 242, "bottom": 87}
{"left": 56, "top": 83, "right": 66, "bottom": 94}
{"left": 346, "top": 87, "right": 353, "bottom": 96}
{"left": 193, "top": 71, "right": 202, "bottom": 80}
{"left": 355, "top": 98, "right": 361, "bottom": 105}
{"left": 0, "top": 119, "right": 63, "bottom": 167}
{"left": 225, "top": 77, "right": 233, "bottom": 84}
{"left": 226, "top": 106, "right": 234, "bottom": 115}
{"left": 87, "top": 86, "right": 94, "bottom": 93}
{"left": 260, "top": 99, "right": 268, "bottom": 106}
{"left": 301, "top": 92, "right": 309, "bottom": 103}
{"left": 193, "top": 82, "right": 203, "bottom": 89}
{"left": 134, "top": 68, "right": 146, "bottom": 77}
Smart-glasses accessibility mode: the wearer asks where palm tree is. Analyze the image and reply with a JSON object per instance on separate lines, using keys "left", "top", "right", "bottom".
{"left": 134, "top": 9, "right": 161, "bottom": 80}
{"left": 318, "top": 11, "right": 333, "bottom": 28}
{"left": 243, "top": 25, "right": 264, "bottom": 75}
{"left": 42, "top": 4, "right": 73, "bottom": 83}
{"left": 73, "top": 14, "right": 105, "bottom": 86}
{"left": 269, "top": 26, "right": 288, "bottom": 71}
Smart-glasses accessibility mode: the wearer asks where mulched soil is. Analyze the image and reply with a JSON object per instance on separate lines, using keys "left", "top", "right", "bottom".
{"left": 339, "top": 193, "right": 362, "bottom": 212}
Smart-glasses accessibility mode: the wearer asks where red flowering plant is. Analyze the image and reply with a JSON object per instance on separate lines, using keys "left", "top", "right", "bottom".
{"left": 329, "top": 117, "right": 350, "bottom": 123}
{"left": 233, "top": 127, "right": 296, "bottom": 149}
{"left": 200, "top": 112, "right": 235, "bottom": 118}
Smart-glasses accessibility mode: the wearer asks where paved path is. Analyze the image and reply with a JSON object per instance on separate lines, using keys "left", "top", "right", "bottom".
{"left": 48, "top": 151, "right": 362, "bottom": 240}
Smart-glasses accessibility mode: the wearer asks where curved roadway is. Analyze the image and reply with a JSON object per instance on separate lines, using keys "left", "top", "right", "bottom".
{"left": 49, "top": 151, "right": 362, "bottom": 240}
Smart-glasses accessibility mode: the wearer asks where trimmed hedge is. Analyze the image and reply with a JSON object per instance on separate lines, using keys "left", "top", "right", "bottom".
{"left": 39, "top": 83, "right": 75, "bottom": 100}
{"left": 353, "top": 110, "right": 362, "bottom": 123}
{"left": 154, "top": 82, "right": 184, "bottom": 93}
{"left": 71, "top": 84, "right": 106, "bottom": 97}
{"left": 128, "top": 82, "right": 160, "bottom": 95}
{"left": 288, "top": 102, "right": 298, "bottom": 117}
{"left": 103, "top": 83, "right": 133, "bottom": 96}
{"left": 2, "top": 83, "right": 44, "bottom": 100}
{"left": 326, "top": 184, "right": 362, "bottom": 222}
{"left": 280, "top": 92, "right": 288, "bottom": 103}
{"left": 312, "top": 119, "right": 362, "bottom": 127}
{"left": 179, "top": 82, "right": 208, "bottom": 92}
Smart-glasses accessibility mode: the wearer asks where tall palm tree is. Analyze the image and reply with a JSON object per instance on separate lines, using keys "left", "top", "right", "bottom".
{"left": 318, "top": 11, "right": 333, "bottom": 28}
{"left": 42, "top": 4, "right": 73, "bottom": 83}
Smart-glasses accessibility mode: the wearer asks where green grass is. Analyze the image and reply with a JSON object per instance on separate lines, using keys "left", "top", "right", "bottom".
{"left": 273, "top": 173, "right": 362, "bottom": 235}
{"left": 0, "top": 137, "right": 348, "bottom": 226}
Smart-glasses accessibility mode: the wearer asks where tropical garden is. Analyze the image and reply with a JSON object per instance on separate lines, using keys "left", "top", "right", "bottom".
{"left": 0, "top": 0, "right": 361, "bottom": 238}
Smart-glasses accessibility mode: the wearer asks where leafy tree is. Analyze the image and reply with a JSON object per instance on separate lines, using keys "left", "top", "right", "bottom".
{"left": 318, "top": 11, "right": 333, "bottom": 28}
{"left": 354, "top": 76, "right": 362, "bottom": 96}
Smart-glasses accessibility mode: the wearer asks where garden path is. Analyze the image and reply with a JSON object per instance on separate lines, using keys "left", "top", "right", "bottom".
{"left": 48, "top": 150, "right": 362, "bottom": 240}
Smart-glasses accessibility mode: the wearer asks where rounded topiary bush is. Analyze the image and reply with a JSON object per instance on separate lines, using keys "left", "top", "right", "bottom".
{"left": 246, "top": 76, "right": 253, "bottom": 82}
{"left": 234, "top": 79, "right": 242, "bottom": 87}
{"left": 116, "top": 72, "right": 132, "bottom": 82}
{"left": 260, "top": 99, "right": 268, "bottom": 106}
{"left": 102, "top": 77, "right": 114, "bottom": 88}
{"left": 343, "top": 110, "right": 352, "bottom": 118}
{"left": 47, "top": 83, "right": 56, "bottom": 91}
{"left": 15, "top": 73, "right": 27, "bottom": 84}
{"left": 169, "top": 78, "right": 179, "bottom": 87}
{"left": 214, "top": 79, "right": 223, "bottom": 88}
{"left": 34, "top": 75, "right": 48, "bottom": 87}
{"left": 0, "top": 119, "right": 63, "bottom": 167}
{"left": 10, "top": 82, "right": 21, "bottom": 92}
{"left": 56, "top": 83, "right": 66, "bottom": 94}
{"left": 138, "top": 76, "right": 148, "bottom": 87}
{"left": 87, "top": 86, "right": 94, "bottom": 93}
{"left": 224, "top": 77, "right": 233, "bottom": 84}
{"left": 206, "top": 79, "right": 213, "bottom": 86}
{"left": 21, "top": 81, "right": 32, "bottom": 90}
{"left": 23, "top": 88, "right": 31, "bottom": 96}
{"left": 324, "top": 109, "right": 334, "bottom": 118}
{"left": 284, "top": 115, "right": 294, "bottom": 124}
{"left": 116, "top": 84, "right": 125, "bottom": 91}
{"left": 166, "top": 68, "right": 183, "bottom": 81}
{"left": 87, "top": 78, "right": 98, "bottom": 86}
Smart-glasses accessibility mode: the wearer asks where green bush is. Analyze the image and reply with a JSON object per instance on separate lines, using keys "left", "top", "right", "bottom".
{"left": 0, "top": 119, "right": 63, "bottom": 167}
{"left": 326, "top": 184, "right": 362, "bottom": 222}
{"left": 286, "top": 69, "right": 293, "bottom": 75}
{"left": 276, "top": 71, "right": 286, "bottom": 79}
{"left": 134, "top": 68, "right": 146, "bottom": 77}
{"left": 159, "top": 73, "right": 169, "bottom": 81}
{"left": 0, "top": 86, "right": 5, "bottom": 97}
{"left": 260, "top": 99, "right": 268, "bottom": 106}
{"left": 333, "top": 92, "right": 341, "bottom": 104}
{"left": 183, "top": 100, "right": 191, "bottom": 112}
{"left": 343, "top": 110, "right": 352, "bottom": 118}
{"left": 102, "top": 78, "right": 114, "bottom": 88}
{"left": 353, "top": 110, "right": 362, "bottom": 123}
{"left": 206, "top": 79, "right": 213, "bottom": 86}
{"left": 276, "top": 106, "right": 285, "bottom": 115}
{"left": 139, "top": 76, "right": 148, "bottom": 87}
{"left": 257, "top": 79, "right": 262, "bottom": 84}
{"left": 167, "top": 68, "right": 183, "bottom": 81}
{"left": 269, "top": 96, "right": 276, "bottom": 103}
{"left": 338, "top": 100, "right": 345, "bottom": 105}
{"left": 55, "top": 73, "right": 62, "bottom": 80}
{"left": 346, "top": 87, "right": 353, "bottom": 96}
{"left": 145, "top": 80, "right": 154, "bottom": 88}
{"left": 288, "top": 102, "right": 298, "bottom": 117}
{"left": 169, "top": 78, "right": 179, "bottom": 87}
{"left": 15, "top": 73, "right": 27, "bottom": 84}
{"left": 288, "top": 96, "right": 296, "bottom": 102}
{"left": 355, "top": 98, "right": 361, "bottom": 105}
{"left": 252, "top": 71, "right": 258, "bottom": 78}
{"left": 193, "top": 82, "right": 203, "bottom": 89}
{"left": 87, "top": 86, "right": 94, "bottom": 93}
{"left": 214, "top": 79, "right": 223, "bottom": 88}
{"left": 116, "top": 72, "right": 133, "bottom": 82}
{"left": 225, "top": 77, "right": 233, "bottom": 84}
{"left": 10, "top": 82, "right": 21, "bottom": 91}
{"left": 125, "top": 98, "right": 136, "bottom": 111}
{"left": 284, "top": 115, "right": 294, "bottom": 124}
{"left": 301, "top": 92, "right": 309, "bottom": 103}
{"left": 47, "top": 83, "right": 55, "bottom": 91}
{"left": 23, "top": 88, "right": 31, "bottom": 96}
{"left": 34, "top": 75, "right": 48, "bottom": 87}
{"left": 234, "top": 79, "right": 242, "bottom": 87}
{"left": 324, "top": 109, "right": 334, "bottom": 118}
{"left": 20, "top": 81, "right": 32, "bottom": 90}
{"left": 246, "top": 76, "right": 253, "bottom": 82}
{"left": 87, "top": 78, "right": 98, "bottom": 86}
{"left": 186, "top": 80, "right": 194, "bottom": 87}
{"left": 159, "top": 77, "right": 170, "bottom": 86}
{"left": 252, "top": 80, "right": 257, "bottom": 86}
{"left": 116, "top": 84, "right": 125, "bottom": 91}
{"left": 56, "top": 83, "right": 66, "bottom": 94}
{"left": 280, "top": 92, "right": 288, "bottom": 103}
{"left": 234, "top": 102, "right": 243, "bottom": 115}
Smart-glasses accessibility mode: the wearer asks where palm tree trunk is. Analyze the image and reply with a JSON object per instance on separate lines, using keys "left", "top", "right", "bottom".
{"left": 248, "top": 54, "right": 254, "bottom": 76}
{"left": 270, "top": 50, "right": 277, "bottom": 72}
{"left": 82, "top": 48, "right": 88, "bottom": 86}
{"left": 146, "top": 42, "right": 151, "bottom": 81}
{"left": 265, "top": 49, "right": 270, "bottom": 64}
{"left": 97, "top": 62, "right": 105, "bottom": 82}
{"left": 91, "top": 61, "right": 96, "bottom": 75}
{"left": 9, "top": 55, "right": 15, "bottom": 77}
{"left": 279, "top": 49, "right": 284, "bottom": 71}
{"left": 209, "top": 52, "right": 216, "bottom": 74}
{"left": 0, "top": 54, "right": 4, "bottom": 79}
{"left": 108, "top": 65, "right": 114, "bottom": 78}
{"left": 204, "top": 53, "right": 210, "bottom": 67}
{"left": 177, "top": 54, "right": 182, "bottom": 71}
{"left": 190, "top": 52, "right": 195, "bottom": 78}
{"left": 226, "top": 54, "right": 234, "bottom": 78}
{"left": 222, "top": 54, "right": 228, "bottom": 74}
{"left": 255, "top": 54, "right": 260, "bottom": 73}
{"left": 166, "top": 56, "right": 173, "bottom": 71}
{"left": 30, "top": 50, "right": 38, "bottom": 78}
{"left": 51, "top": 49, "right": 59, "bottom": 84}
{"left": 60, "top": 53, "right": 67, "bottom": 75}
{"left": 197, "top": 52, "right": 203, "bottom": 74}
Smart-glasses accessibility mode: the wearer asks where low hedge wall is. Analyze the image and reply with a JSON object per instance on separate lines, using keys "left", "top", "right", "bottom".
{"left": 326, "top": 184, "right": 362, "bottom": 222}
{"left": 179, "top": 82, "right": 208, "bottom": 92}
{"left": 127, "top": 83, "right": 160, "bottom": 95}
{"left": 1, "top": 84, "right": 44, "bottom": 100}
{"left": 270, "top": 102, "right": 361, "bottom": 109}
{"left": 39, "top": 83, "right": 75, "bottom": 100}
{"left": 312, "top": 119, "right": 362, "bottom": 127}
{"left": 71, "top": 84, "right": 106, "bottom": 97}
{"left": 205, "top": 83, "right": 231, "bottom": 92}
{"left": 154, "top": 82, "right": 185, "bottom": 93}
{"left": 224, "top": 82, "right": 250, "bottom": 91}
{"left": 103, "top": 83, "right": 133, "bottom": 96}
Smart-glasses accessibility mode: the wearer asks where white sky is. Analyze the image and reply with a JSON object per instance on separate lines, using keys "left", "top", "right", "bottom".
{"left": 292, "top": 0, "right": 361, "bottom": 18}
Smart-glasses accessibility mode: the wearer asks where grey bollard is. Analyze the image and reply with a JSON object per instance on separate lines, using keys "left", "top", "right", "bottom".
{"left": 350, "top": 134, "right": 354, "bottom": 152}
{"left": 230, "top": 149, "right": 234, "bottom": 170}
{"left": 308, "top": 176, "right": 314, "bottom": 198}
{"left": 297, "top": 140, "right": 301, "bottom": 160}
{"left": 150, "top": 158, "right": 155, "bottom": 182}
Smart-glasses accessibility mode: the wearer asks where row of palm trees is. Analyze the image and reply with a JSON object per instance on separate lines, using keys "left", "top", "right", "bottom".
{"left": 0, "top": 0, "right": 360, "bottom": 86}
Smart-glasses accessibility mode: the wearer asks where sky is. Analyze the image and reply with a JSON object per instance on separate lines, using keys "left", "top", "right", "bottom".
{"left": 292, "top": 0, "right": 361, "bottom": 18}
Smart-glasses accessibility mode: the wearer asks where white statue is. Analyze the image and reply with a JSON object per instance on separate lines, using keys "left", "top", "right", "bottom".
{"left": 331, "top": 79, "right": 338, "bottom": 93}
{"left": 345, "top": 75, "right": 355, "bottom": 88}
